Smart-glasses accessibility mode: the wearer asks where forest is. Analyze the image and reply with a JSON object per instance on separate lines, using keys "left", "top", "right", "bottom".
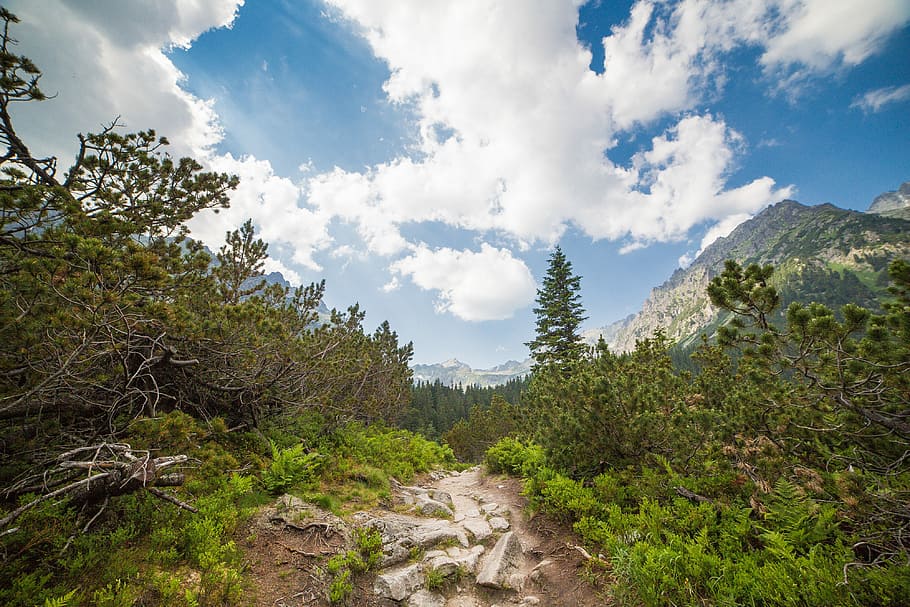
{"left": 1, "top": 9, "right": 909, "bottom": 606}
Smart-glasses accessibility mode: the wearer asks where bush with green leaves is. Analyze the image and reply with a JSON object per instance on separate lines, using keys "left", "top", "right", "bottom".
{"left": 262, "top": 440, "right": 324, "bottom": 494}
{"left": 484, "top": 437, "right": 545, "bottom": 476}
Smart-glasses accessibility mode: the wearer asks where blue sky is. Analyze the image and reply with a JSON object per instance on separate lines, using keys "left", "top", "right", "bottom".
{"left": 9, "top": 0, "right": 910, "bottom": 368}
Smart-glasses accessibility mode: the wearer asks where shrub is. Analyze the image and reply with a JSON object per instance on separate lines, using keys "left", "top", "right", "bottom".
{"left": 262, "top": 440, "right": 324, "bottom": 494}
{"left": 484, "top": 438, "right": 545, "bottom": 476}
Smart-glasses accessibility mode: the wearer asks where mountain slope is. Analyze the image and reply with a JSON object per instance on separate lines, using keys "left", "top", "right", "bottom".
{"left": 411, "top": 358, "right": 532, "bottom": 387}
{"left": 594, "top": 199, "right": 910, "bottom": 353}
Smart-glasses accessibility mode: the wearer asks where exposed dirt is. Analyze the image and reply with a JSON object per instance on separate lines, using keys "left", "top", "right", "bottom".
{"left": 240, "top": 468, "right": 612, "bottom": 606}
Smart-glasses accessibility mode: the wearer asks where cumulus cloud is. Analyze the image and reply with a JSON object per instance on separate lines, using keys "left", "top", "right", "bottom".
{"left": 188, "top": 154, "right": 332, "bottom": 271}
{"left": 388, "top": 244, "right": 537, "bottom": 321}
{"left": 6, "top": 0, "right": 241, "bottom": 165}
{"left": 760, "top": 0, "right": 910, "bottom": 73}
{"left": 851, "top": 84, "right": 910, "bottom": 113}
{"left": 6, "top": 0, "right": 905, "bottom": 322}
{"left": 6, "top": 0, "right": 334, "bottom": 276}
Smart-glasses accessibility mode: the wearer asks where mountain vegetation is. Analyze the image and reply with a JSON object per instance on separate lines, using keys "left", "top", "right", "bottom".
{"left": 595, "top": 199, "right": 910, "bottom": 354}
{"left": 2, "top": 11, "right": 909, "bottom": 606}
{"left": 483, "top": 254, "right": 910, "bottom": 606}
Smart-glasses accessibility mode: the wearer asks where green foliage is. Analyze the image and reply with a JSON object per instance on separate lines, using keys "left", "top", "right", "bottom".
{"left": 331, "top": 423, "right": 456, "bottom": 482}
{"left": 484, "top": 437, "right": 545, "bottom": 476}
{"left": 444, "top": 394, "right": 523, "bottom": 462}
{"left": 326, "top": 529, "right": 382, "bottom": 604}
{"left": 403, "top": 376, "right": 527, "bottom": 441}
{"left": 526, "top": 246, "right": 588, "bottom": 371}
{"left": 511, "top": 253, "right": 910, "bottom": 605}
{"left": 262, "top": 441, "right": 324, "bottom": 494}
{"left": 425, "top": 567, "right": 446, "bottom": 591}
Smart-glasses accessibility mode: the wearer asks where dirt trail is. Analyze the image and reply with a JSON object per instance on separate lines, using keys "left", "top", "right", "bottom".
{"left": 242, "top": 467, "right": 609, "bottom": 606}
{"left": 428, "top": 467, "right": 608, "bottom": 606}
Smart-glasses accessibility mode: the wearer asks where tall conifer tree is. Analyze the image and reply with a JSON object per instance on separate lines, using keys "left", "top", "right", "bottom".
{"left": 526, "top": 246, "right": 588, "bottom": 370}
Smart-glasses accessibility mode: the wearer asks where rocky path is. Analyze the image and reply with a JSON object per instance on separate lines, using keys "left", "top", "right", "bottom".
{"left": 244, "top": 467, "right": 608, "bottom": 606}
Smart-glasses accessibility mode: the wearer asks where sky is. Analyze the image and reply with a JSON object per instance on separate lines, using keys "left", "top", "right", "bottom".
{"left": 7, "top": 0, "right": 910, "bottom": 368}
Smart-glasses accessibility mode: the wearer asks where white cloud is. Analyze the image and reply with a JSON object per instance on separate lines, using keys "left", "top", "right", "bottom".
{"left": 389, "top": 244, "right": 537, "bottom": 321}
{"left": 6, "top": 0, "right": 241, "bottom": 165}
{"left": 188, "top": 154, "right": 331, "bottom": 271}
{"left": 7, "top": 0, "right": 904, "bottom": 323}
{"left": 311, "top": 0, "right": 796, "bottom": 261}
{"left": 760, "top": 0, "right": 910, "bottom": 72}
{"left": 851, "top": 84, "right": 910, "bottom": 113}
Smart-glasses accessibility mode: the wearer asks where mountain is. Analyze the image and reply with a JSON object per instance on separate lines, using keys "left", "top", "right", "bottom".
{"left": 868, "top": 181, "right": 910, "bottom": 219}
{"left": 411, "top": 358, "right": 532, "bottom": 387}
{"left": 590, "top": 195, "right": 910, "bottom": 353}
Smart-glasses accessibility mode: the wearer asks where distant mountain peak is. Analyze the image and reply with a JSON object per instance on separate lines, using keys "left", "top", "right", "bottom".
{"left": 868, "top": 181, "right": 910, "bottom": 219}
{"left": 411, "top": 358, "right": 531, "bottom": 388}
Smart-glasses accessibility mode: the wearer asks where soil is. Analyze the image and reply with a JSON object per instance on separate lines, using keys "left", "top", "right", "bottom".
{"left": 240, "top": 467, "right": 613, "bottom": 606}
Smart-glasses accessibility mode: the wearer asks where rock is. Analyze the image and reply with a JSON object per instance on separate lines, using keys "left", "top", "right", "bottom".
{"left": 488, "top": 516, "right": 510, "bottom": 531}
{"left": 417, "top": 495, "right": 454, "bottom": 518}
{"left": 374, "top": 563, "right": 424, "bottom": 601}
{"left": 359, "top": 513, "right": 469, "bottom": 566}
{"left": 520, "top": 597, "right": 541, "bottom": 605}
{"left": 528, "top": 559, "right": 554, "bottom": 584}
{"left": 476, "top": 531, "right": 524, "bottom": 589}
{"left": 462, "top": 517, "right": 492, "bottom": 542}
{"left": 446, "top": 544, "right": 485, "bottom": 573}
{"left": 481, "top": 502, "right": 499, "bottom": 513}
{"left": 429, "top": 489, "right": 454, "bottom": 509}
{"left": 408, "top": 589, "right": 446, "bottom": 607}
{"left": 254, "top": 495, "right": 349, "bottom": 544}
{"left": 427, "top": 553, "right": 459, "bottom": 577}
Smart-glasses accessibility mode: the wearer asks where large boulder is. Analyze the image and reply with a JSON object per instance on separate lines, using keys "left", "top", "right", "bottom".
{"left": 476, "top": 531, "right": 524, "bottom": 590}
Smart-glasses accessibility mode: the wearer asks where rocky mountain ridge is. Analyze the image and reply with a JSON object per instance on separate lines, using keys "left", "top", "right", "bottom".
{"left": 411, "top": 358, "right": 531, "bottom": 387}
{"left": 868, "top": 180, "right": 910, "bottom": 219}
{"left": 591, "top": 195, "right": 910, "bottom": 353}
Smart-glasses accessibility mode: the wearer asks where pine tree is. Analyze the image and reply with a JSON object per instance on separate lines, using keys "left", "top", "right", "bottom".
{"left": 526, "top": 246, "right": 588, "bottom": 370}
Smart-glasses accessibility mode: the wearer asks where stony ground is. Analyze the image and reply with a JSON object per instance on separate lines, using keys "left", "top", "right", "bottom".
{"left": 241, "top": 467, "right": 611, "bottom": 606}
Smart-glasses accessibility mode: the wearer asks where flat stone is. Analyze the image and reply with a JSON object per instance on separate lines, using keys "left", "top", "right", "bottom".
{"left": 481, "top": 502, "right": 499, "bottom": 513}
{"left": 408, "top": 589, "right": 446, "bottom": 607}
{"left": 417, "top": 495, "right": 454, "bottom": 518}
{"left": 477, "top": 531, "right": 524, "bottom": 589}
{"left": 359, "top": 513, "right": 468, "bottom": 566}
{"left": 488, "top": 516, "right": 510, "bottom": 531}
{"left": 374, "top": 563, "right": 424, "bottom": 601}
{"left": 429, "top": 489, "right": 454, "bottom": 509}
{"left": 462, "top": 517, "right": 492, "bottom": 542}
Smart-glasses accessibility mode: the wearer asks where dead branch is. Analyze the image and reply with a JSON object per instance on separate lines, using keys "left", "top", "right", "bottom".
{"left": 0, "top": 443, "right": 193, "bottom": 529}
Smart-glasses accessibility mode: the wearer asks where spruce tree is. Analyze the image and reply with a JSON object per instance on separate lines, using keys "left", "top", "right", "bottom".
{"left": 526, "top": 246, "right": 588, "bottom": 370}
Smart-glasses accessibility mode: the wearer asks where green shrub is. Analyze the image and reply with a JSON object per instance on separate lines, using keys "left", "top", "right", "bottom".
{"left": 484, "top": 437, "right": 545, "bottom": 476}
{"left": 262, "top": 440, "right": 324, "bottom": 494}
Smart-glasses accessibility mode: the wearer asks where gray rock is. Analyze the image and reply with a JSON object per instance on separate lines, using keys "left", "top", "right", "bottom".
{"left": 446, "top": 544, "right": 485, "bottom": 573}
{"left": 408, "top": 589, "right": 446, "bottom": 607}
{"left": 488, "top": 516, "right": 510, "bottom": 531}
{"left": 427, "top": 554, "right": 459, "bottom": 577}
{"left": 374, "top": 563, "right": 424, "bottom": 601}
{"left": 481, "top": 502, "right": 499, "bottom": 513}
{"left": 359, "top": 513, "right": 469, "bottom": 566}
{"left": 476, "top": 531, "right": 524, "bottom": 589}
{"left": 462, "top": 517, "right": 492, "bottom": 542}
{"left": 429, "top": 489, "right": 455, "bottom": 509}
{"left": 417, "top": 495, "right": 454, "bottom": 518}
